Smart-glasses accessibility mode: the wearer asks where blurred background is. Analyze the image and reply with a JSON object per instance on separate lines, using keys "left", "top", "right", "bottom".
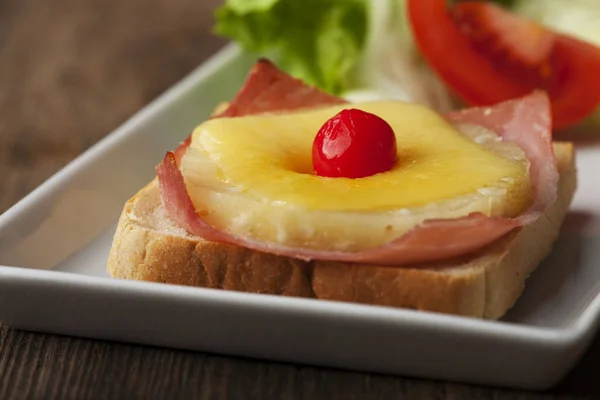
{"left": 0, "top": 0, "right": 224, "bottom": 214}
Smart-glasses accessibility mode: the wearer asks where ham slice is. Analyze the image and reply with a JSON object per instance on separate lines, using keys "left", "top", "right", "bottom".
{"left": 446, "top": 91, "right": 558, "bottom": 218}
{"left": 214, "top": 58, "right": 345, "bottom": 118}
{"left": 157, "top": 62, "right": 558, "bottom": 266}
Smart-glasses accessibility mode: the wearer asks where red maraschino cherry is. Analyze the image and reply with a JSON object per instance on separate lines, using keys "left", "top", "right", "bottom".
{"left": 312, "top": 108, "right": 398, "bottom": 178}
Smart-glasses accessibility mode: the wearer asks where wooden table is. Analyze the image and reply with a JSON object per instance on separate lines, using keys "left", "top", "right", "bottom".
{"left": 0, "top": 0, "right": 598, "bottom": 398}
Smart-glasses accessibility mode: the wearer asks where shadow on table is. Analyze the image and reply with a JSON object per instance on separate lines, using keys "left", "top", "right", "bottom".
{"left": 552, "top": 331, "right": 600, "bottom": 397}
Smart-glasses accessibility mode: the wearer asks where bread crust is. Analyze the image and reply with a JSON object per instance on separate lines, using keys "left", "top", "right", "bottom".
{"left": 107, "top": 142, "right": 576, "bottom": 319}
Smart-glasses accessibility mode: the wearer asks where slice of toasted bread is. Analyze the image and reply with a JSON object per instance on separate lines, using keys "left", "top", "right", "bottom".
{"left": 107, "top": 142, "right": 576, "bottom": 319}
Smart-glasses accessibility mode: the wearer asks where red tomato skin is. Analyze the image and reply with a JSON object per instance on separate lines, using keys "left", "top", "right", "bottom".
{"left": 312, "top": 109, "right": 398, "bottom": 179}
{"left": 548, "top": 35, "right": 600, "bottom": 129}
{"left": 407, "top": 0, "right": 531, "bottom": 105}
{"left": 407, "top": 0, "right": 600, "bottom": 130}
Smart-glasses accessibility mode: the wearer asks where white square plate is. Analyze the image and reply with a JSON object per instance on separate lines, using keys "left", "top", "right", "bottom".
{"left": 1, "top": 44, "right": 600, "bottom": 391}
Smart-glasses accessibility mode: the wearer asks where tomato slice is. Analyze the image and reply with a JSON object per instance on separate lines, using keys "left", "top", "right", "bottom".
{"left": 547, "top": 35, "right": 600, "bottom": 128}
{"left": 407, "top": 0, "right": 600, "bottom": 130}
{"left": 451, "top": 2, "right": 554, "bottom": 87}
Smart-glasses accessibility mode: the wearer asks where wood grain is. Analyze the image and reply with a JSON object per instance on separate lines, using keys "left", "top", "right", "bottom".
{"left": 0, "top": 0, "right": 598, "bottom": 399}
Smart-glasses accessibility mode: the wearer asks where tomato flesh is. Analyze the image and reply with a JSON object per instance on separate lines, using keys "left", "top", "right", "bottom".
{"left": 408, "top": 0, "right": 530, "bottom": 105}
{"left": 452, "top": 2, "right": 554, "bottom": 69}
{"left": 407, "top": 0, "right": 600, "bottom": 130}
{"left": 547, "top": 35, "right": 600, "bottom": 128}
{"left": 451, "top": 2, "right": 554, "bottom": 88}
{"left": 312, "top": 109, "right": 397, "bottom": 179}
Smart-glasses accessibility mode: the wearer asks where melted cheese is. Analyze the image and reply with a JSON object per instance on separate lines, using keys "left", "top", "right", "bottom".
{"left": 179, "top": 101, "right": 532, "bottom": 251}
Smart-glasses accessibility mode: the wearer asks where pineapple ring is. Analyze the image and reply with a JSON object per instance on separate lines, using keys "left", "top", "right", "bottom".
{"left": 180, "top": 102, "right": 532, "bottom": 252}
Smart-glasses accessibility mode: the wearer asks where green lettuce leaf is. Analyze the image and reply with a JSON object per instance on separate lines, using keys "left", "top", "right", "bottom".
{"left": 214, "top": 0, "right": 368, "bottom": 94}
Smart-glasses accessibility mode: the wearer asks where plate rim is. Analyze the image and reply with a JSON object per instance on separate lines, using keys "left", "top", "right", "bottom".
{"left": 0, "top": 264, "right": 588, "bottom": 345}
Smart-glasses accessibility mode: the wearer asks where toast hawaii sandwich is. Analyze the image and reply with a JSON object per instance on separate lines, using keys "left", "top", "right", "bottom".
{"left": 107, "top": 60, "right": 576, "bottom": 320}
